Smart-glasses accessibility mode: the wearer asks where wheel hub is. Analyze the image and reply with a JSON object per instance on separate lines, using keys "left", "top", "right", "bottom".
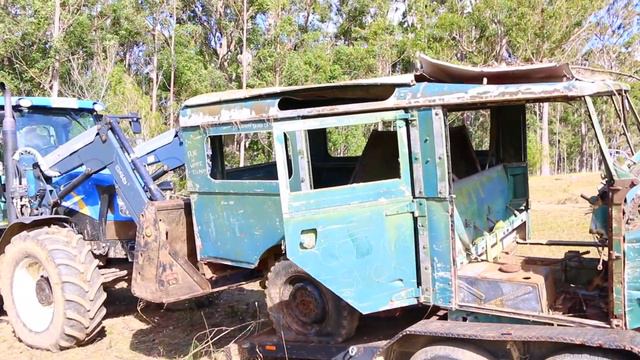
{"left": 35, "top": 277, "right": 53, "bottom": 306}
{"left": 290, "top": 281, "right": 326, "bottom": 324}
{"left": 12, "top": 257, "right": 55, "bottom": 332}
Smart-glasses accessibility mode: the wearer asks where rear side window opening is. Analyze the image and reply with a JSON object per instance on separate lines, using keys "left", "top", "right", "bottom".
{"left": 208, "top": 132, "right": 277, "bottom": 181}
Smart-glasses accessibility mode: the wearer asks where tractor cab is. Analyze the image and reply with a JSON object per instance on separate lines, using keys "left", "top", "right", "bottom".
{"left": 1, "top": 97, "right": 102, "bottom": 154}
{"left": 0, "top": 97, "right": 105, "bottom": 226}
{"left": 0, "top": 96, "right": 137, "bottom": 240}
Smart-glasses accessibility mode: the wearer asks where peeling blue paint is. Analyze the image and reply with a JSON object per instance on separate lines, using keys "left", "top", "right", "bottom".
{"left": 626, "top": 229, "right": 640, "bottom": 328}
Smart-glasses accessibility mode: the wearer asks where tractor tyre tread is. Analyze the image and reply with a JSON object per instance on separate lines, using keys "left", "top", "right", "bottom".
{"left": 0, "top": 225, "right": 106, "bottom": 351}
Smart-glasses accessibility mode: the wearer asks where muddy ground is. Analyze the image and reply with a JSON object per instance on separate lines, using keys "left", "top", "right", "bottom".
{"left": 0, "top": 172, "right": 602, "bottom": 359}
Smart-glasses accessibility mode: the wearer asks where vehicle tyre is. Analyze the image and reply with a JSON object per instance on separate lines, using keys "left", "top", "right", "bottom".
{"left": 265, "top": 259, "right": 359, "bottom": 343}
{"left": 546, "top": 347, "right": 627, "bottom": 359}
{"left": 0, "top": 225, "right": 107, "bottom": 351}
{"left": 410, "top": 342, "right": 495, "bottom": 360}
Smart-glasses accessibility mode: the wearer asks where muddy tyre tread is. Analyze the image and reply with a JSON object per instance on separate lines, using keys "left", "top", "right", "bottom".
{"left": 265, "top": 259, "right": 359, "bottom": 344}
{"left": 0, "top": 225, "right": 106, "bottom": 351}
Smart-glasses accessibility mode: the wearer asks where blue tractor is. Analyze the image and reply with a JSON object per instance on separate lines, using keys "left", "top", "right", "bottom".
{"left": 0, "top": 84, "right": 183, "bottom": 351}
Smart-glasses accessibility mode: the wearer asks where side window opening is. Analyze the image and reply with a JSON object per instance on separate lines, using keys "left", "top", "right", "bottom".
{"left": 448, "top": 105, "right": 526, "bottom": 180}
{"left": 277, "top": 85, "right": 395, "bottom": 111}
{"left": 68, "top": 112, "right": 95, "bottom": 138}
{"left": 17, "top": 125, "right": 58, "bottom": 155}
{"left": 298, "top": 121, "right": 401, "bottom": 191}
{"left": 447, "top": 109, "right": 490, "bottom": 180}
{"left": 208, "top": 132, "right": 277, "bottom": 181}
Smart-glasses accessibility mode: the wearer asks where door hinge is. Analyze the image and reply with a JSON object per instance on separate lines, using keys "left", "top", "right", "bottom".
{"left": 413, "top": 199, "right": 427, "bottom": 217}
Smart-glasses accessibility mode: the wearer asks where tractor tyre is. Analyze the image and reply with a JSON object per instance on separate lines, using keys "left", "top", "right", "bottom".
{"left": 0, "top": 225, "right": 107, "bottom": 351}
{"left": 265, "top": 259, "right": 359, "bottom": 343}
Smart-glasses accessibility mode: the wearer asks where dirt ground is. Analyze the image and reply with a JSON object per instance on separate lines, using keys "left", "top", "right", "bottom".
{"left": 0, "top": 172, "right": 602, "bottom": 359}
{"left": 0, "top": 282, "right": 270, "bottom": 359}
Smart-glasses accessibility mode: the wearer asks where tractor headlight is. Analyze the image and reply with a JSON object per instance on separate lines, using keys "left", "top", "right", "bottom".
{"left": 93, "top": 103, "right": 105, "bottom": 112}
{"left": 17, "top": 98, "right": 32, "bottom": 108}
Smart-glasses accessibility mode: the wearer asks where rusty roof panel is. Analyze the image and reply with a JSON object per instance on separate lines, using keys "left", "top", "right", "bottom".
{"left": 182, "top": 74, "right": 416, "bottom": 108}
{"left": 417, "top": 53, "right": 574, "bottom": 84}
{"left": 179, "top": 79, "right": 629, "bottom": 128}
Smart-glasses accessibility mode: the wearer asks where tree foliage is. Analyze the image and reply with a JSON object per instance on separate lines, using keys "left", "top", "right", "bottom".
{"left": 0, "top": 0, "right": 638, "bottom": 173}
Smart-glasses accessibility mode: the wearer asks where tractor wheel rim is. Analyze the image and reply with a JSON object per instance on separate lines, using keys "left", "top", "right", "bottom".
{"left": 289, "top": 281, "right": 326, "bottom": 324}
{"left": 12, "top": 257, "right": 55, "bottom": 332}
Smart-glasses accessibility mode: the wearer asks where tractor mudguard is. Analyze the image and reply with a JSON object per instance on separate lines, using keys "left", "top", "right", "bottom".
{"left": 0, "top": 215, "right": 72, "bottom": 254}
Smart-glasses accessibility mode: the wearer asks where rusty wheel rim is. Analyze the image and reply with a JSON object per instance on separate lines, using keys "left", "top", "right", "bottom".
{"left": 289, "top": 280, "right": 327, "bottom": 325}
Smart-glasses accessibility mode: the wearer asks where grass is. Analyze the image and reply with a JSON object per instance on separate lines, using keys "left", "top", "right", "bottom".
{"left": 529, "top": 172, "right": 603, "bottom": 241}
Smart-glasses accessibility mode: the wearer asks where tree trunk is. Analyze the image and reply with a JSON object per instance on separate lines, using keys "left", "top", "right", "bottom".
{"left": 554, "top": 105, "right": 560, "bottom": 174}
{"left": 239, "top": 134, "right": 246, "bottom": 167}
{"left": 541, "top": 103, "right": 551, "bottom": 176}
{"left": 169, "top": 0, "right": 176, "bottom": 123}
{"left": 580, "top": 118, "right": 587, "bottom": 172}
{"left": 241, "top": 0, "right": 248, "bottom": 90}
{"left": 151, "top": 22, "right": 159, "bottom": 114}
{"left": 51, "top": 0, "right": 61, "bottom": 97}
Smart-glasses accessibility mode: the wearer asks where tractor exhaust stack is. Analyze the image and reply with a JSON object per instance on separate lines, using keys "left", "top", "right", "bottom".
{"left": 1, "top": 83, "right": 18, "bottom": 221}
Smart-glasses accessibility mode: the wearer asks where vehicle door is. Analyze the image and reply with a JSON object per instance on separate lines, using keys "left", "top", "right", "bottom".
{"left": 272, "top": 110, "right": 420, "bottom": 314}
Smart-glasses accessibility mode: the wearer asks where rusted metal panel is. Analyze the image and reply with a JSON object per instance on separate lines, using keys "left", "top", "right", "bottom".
{"left": 281, "top": 199, "right": 419, "bottom": 314}
{"left": 609, "top": 180, "right": 634, "bottom": 328}
{"left": 425, "top": 199, "right": 455, "bottom": 307}
{"left": 408, "top": 115, "right": 433, "bottom": 303}
{"left": 190, "top": 191, "right": 284, "bottom": 268}
{"left": 179, "top": 79, "right": 629, "bottom": 128}
{"left": 182, "top": 74, "right": 415, "bottom": 108}
{"left": 457, "top": 262, "right": 554, "bottom": 314}
{"left": 452, "top": 165, "right": 512, "bottom": 243}
{"left": 417, "top": 53, "right": 573, "bottom": 84}
{"left": 409, "top": 108, "right": 456, "bottom": 307}
{"left": 379, "top": 320, "right": 640, "bottom": 357}
{"left": 414, "top": 108, "right": 449, "bottom": 198}
{"left": 131, "top": 199, "right": 211, "bottom": 303}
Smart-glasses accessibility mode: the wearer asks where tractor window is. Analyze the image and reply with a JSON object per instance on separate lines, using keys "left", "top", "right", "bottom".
{"left": 69, "top": 112, "right": 95, "bottom": 138}
{"left": 14, "top": 109, "right": 98, "bottom": 156}
{"left": 18, "top": 125, "right": 57, "bottom": 152}
{"left": 208, "top": 132, "right": 278, "bottom": 181}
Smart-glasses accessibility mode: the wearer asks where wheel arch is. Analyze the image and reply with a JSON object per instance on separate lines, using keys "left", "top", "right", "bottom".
{"left": 255, "top": 244, "right": 284, "bottom": 272}
{"left": 0, "top": 215, "right": 72, "bottom": 255}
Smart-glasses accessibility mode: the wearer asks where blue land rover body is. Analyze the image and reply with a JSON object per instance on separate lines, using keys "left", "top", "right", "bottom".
{"left": 170, "top": 56, "right": 640, "bottom": 356}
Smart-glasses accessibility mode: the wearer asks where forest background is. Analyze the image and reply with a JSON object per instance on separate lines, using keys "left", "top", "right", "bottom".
{"left": 0, "top": 0, "right": 639, "bottom": 175}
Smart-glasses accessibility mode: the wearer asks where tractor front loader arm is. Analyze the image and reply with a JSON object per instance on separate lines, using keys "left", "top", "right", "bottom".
{"left": 36, "top": 119, "right": 163, "bottom": 226}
